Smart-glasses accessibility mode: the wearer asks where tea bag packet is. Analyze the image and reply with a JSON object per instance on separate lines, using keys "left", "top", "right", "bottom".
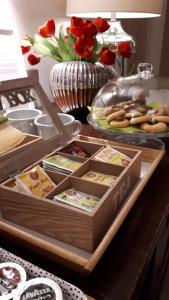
{"left": 15, "top": 165, "right": 56, "bottom": 198}
{"left": 0, "top": 262, "right": 27, "bottom": 300}
{"left": 0, "top": 116, "right": 25, "bottom": 155}
{"left": 13, "top": 277, "right": 62, "bottom": 300}
{"left": 53, "top": 188, "right": 99, "bottom": 212}
{"left": 42, "top": 154, "right": 83, "bottom": 174}
{"left": 94, "top": 146, "right": 131, "bottom": 167}
{"left": 61, "top": 143, "right": 89, "bottom": 158}
{"left": 81, "top": 171, "right": 117, "bottom": 186}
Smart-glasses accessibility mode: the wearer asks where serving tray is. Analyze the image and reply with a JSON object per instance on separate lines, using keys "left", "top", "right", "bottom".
{"left": 0, "top": 136, "right": 165, "bottom": 275}
{"left": 0, "top": 246, "right": 87, "bottom": 300}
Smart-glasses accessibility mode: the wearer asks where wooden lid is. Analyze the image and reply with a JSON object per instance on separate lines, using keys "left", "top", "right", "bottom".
{"left": 0, "top": 72, "right": 71, "bottom": 182}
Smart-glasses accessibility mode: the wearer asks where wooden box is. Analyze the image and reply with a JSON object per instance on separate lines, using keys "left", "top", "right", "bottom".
{"left": 0, "top": 74, "right": 142, "bottom": 253}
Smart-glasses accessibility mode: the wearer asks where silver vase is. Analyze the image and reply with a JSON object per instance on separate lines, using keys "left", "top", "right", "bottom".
{"left": 50, "top": 61, "right": 115, "bottom": 113}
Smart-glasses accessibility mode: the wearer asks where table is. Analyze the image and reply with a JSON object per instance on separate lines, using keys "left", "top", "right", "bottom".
{"left": 1, "top": 126, "right": 169, "bottom": 300}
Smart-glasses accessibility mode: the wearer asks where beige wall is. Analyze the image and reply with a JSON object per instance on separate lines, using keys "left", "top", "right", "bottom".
{"left": 6, "top": 0, "right": 167, "bottom": 100}
{"left": 160, "top": 0, "right": 169, "bottom": 75}
{"left": 10, "top": 0, "right": 66, "bottom": 100}
{"left": 122, "top": 0, "right": 167, "bottom": 75}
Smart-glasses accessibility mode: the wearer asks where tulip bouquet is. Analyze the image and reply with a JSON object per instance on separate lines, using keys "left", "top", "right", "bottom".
{"left": 21, "top": 17, "right": 131, "bottom": 66}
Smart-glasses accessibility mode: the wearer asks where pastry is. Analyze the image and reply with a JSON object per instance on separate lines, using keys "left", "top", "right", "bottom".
{"left": 110, "top": 119, "right": 129, "bottom": 128}
{"left": 140, "top": 121, "right": 168, "bottom": 133}
{"left": 125, "top": 111, "right": 143, "bottom": 118}
{"left": 154, "top": 115, "right": 169, "bottom": 123}
{"left": 129, "top": 115, "right": 152, "bottom": 125}
{"left": 106, "top": 110, "right": 126, "bottom": 123}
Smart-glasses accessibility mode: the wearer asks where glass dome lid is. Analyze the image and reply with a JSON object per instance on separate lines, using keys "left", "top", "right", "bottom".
{"left": 88, "top": 63, "right": 169, "bottom": 144}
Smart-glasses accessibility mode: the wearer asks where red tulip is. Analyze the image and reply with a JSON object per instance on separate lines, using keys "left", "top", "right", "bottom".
{"left": 69, "top": 26, "right": 84, "bottom": 37}
{"left": 84, "top": 21, "right": 97, "bottom": 36}
{"left": 118, "top": 41, "right": 131, "bottom": 58}
{"left": 69, "top": 16, "right": 85, "bottom": 37}
{"left": 74, "top": 46, "right": 93, "bottom": 58}
{"left": 21, "top": 39, "right": 31, "bottom": 55}
{"left": 27, "top": 52, "right": 41, "bottom": 65}
{"left": 71, "top": 16, "right": 84, "bottom": 27}
{"left": 74, "top": 37, "right": 94, "bottom": 58}
{"left": 75, "top": 34, "right": 95, "bottom": 49}
{"left": 93, "top": 17, "right": 110, "bottom": 33}
{"left": 74, "top": 34, "right": 95, "bottom": 58}
{"left": 38, "top": 19, "right": 55, "bottom": 37}
{"left": 100, "top": 47, "right": 116, "bottom": 65}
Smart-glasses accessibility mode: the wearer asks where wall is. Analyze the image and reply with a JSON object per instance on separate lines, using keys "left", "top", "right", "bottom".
{"left": 160, "top": 0, "right": 169, "bottom": 75}
{"left": 10, "top": 0, "right": 66, "bottom": 100}
{"left": 122, "top": 0, "right": 167, "bottom": 75}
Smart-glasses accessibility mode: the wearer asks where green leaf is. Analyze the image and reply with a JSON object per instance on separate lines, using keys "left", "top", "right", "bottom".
{"left": 57, "top": 37, "right": 71, "bottom": 60}
{"left": 65, "top": 35, "right": 79, "bottom": 61}
{"left": 87, "top": 53, "right": 100, "bottom": 64}
{"left": 25, "top": 34, "right": 35, "bottom": 46}
{"left": 93, "top": 40, "right": 102, "bottom": 54}
{"left": 33, "top": 35, "right": 62, "bottom": 61}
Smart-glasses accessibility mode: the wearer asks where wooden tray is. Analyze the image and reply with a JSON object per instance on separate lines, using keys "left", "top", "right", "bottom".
{"left": 0, "top": 136, "right": 165, "bottom": 275}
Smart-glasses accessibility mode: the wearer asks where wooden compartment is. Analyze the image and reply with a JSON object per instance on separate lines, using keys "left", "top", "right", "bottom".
{"left": 0, "top": 143, "right": 142, "bottom": 252}
{"left": 54, "top": 152, "right": 87, "bottom": 163}
{"left": 2, "top": 170, "right": 67, "bottom": 189}
{"left": 58, "top": 140, "right": 104, "bottom": 157}
{"left": 45, "top": 170, "right": 67, "bottom": 184}
{"left": 73, "top": 159, "right": 124, "bottom": 181}
{"left": 0, "top": 176, "right": 107, "bottom": 252}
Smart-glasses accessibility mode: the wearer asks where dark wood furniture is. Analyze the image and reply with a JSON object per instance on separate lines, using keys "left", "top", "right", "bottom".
{"left": 1, "top": 125, "right": 169, "bottom": 300}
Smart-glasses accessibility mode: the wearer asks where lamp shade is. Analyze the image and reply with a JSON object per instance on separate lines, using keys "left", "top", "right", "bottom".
{"left": 66, "top": 0, "right": 163, "bottom": 18}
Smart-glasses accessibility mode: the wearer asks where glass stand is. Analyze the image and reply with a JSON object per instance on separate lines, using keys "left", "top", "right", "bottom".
{"left": 87, "top": 114, "right": 165, "bottom": 150}
{"left": 112, "top": 135, "right": 165, "bottom": 150}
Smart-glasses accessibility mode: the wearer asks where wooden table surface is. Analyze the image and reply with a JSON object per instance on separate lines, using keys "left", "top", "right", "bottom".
{"left": 1, "top": 125, "right": 169, "bottom": 300}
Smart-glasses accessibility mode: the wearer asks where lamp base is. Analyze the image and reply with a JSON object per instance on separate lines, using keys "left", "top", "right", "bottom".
{"left": 98, "top": 20, "right": 136, "bottom": 77}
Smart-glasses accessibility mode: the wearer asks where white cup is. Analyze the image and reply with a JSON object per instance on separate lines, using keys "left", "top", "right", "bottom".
{"left": 34, "top": 113, "right": 82, "bottom": 139}
{"left": 4, "top": 108, "right": 42, "bottom": 135}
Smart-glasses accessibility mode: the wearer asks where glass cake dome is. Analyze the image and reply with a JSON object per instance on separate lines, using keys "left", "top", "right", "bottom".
{"left": 88, "top": 63, "right": 169, "bottom": 148}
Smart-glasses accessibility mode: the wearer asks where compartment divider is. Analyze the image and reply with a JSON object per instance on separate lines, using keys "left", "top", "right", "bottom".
{"left": 58, "top": 140, "right": 104, "bottom": 157}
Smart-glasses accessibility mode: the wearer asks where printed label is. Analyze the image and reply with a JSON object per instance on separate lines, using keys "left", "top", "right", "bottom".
{"left": 113, "top": 176, "right": 131, "bottom": 209}
{"left": 0, "top": 267, "right": 21, "bottom": 296}
{"left": 20, "top": 283, "right": 56, "bottom": 300}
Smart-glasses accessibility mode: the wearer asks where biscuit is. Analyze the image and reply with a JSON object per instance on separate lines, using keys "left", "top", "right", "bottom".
{"left": 154, "top": 115, "right": 169, "bottom": 123}
{"left": 140, "top": 121, "right": 168, "bottom": 133}
{"left": 130, "top": 115, "right": 152, "bottom": 125}
{"left": 107, "top": 110, "right": 126, "bottom": 123}
{"left": 110, "top": 119, "right": 129, "bottom": 128}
